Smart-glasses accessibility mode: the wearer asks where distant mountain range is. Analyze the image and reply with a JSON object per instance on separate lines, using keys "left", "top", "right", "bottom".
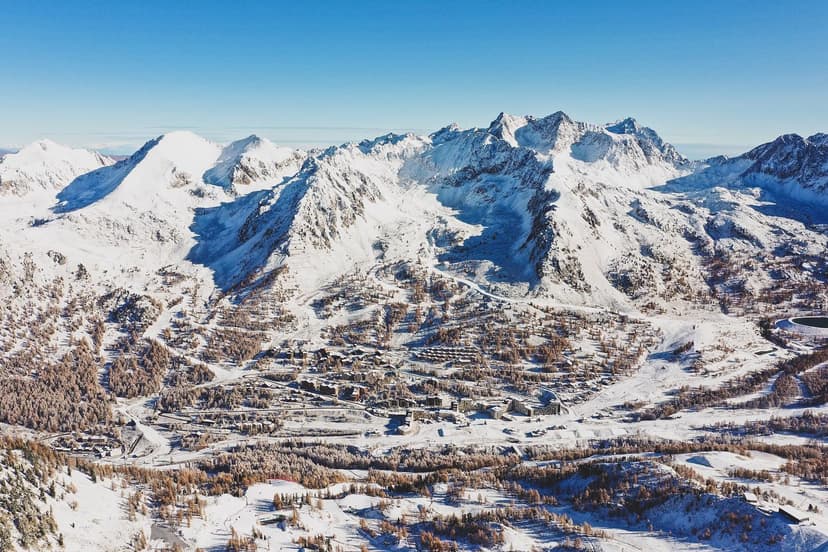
{"left": 0, "top": 112, "right": 825, "bottom": 309}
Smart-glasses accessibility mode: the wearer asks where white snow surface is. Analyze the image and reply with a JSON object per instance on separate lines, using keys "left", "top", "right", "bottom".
{"left": 0, "top": 139, "right": 113, "bottom": 196}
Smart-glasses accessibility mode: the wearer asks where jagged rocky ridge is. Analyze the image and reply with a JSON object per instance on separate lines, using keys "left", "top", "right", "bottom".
{"left": 741, "top": 133, "right": 828, "bottom": 196}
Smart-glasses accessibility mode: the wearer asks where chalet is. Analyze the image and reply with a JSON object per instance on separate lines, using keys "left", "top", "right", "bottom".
{"left": 317, "top": 382, "right": 338, "bottom": 396}
{"left": 456, "top": 398, "right": 476, "bottom": 413}
{"left": 535, "top": 402, "right": 563, "bottom": 415}
{"left": 779, "top": 506, "right": 810, "bottom": 524}
{"left": 288, "top": 348, "right": 307, "bottom": 361}
{"left": 377, "top": 397, "right": 417, "bottom": 409}
{"left": 341, "top": 384, "right": 366, "bottom": 401}
{"left": 423, "top": 395, "right": 452, "bottom": 408}
{"left": 297, "top": 379, "right": 338, "bottom": 395}
{"left": 437, "top": 409, "right": 464, "bottom": 423}
{"left": 509, "top": 398, "right": 534, "bottom": 417}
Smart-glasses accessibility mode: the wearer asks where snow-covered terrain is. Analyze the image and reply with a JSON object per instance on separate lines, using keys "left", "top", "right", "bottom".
{"left": 0, "top": 112, "right": 827, "bottom": 551}
{"left": 0, "top": 140, "right": 113, "bottom": 196}
{"left": 203, "top": 134, "right": 307, "bottom": 192}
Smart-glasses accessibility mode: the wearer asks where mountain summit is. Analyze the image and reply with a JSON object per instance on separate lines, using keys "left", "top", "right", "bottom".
{"left": 0, "top": 140, "right": 113, "bottom": 196}
{"left": 741, "top": 132, "right": 828, "bottom": 196}
{"left": 203, "top": 135, "right": 307, "bottom": 191}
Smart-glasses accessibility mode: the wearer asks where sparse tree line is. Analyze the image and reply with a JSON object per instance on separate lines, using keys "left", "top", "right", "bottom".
{"left": 0, "top": 431, "right": 821, "bottom": 551}
{"left": 707, "top": 411, "right": 828, "bottom": 438}
{"left": 800, "top": 365, "right": 828, "bottom": 405}
{"left": 635, "top": 346, "right": 828, "bottom": 420}
{"left": 0, "top": 437, "right": 85, "bottom": 549}
{"left": 158, "top": 381, "right": 271, "bottom": 412}
{"left": 525, "top": 436, "right": 828, "bottom": 485}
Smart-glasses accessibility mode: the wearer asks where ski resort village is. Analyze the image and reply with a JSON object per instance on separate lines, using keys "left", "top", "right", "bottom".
{"left": 0, "top": 108, "right": 826, "bottom": 552}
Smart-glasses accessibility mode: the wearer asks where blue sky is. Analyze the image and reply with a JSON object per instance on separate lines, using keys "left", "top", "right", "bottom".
{"left": 1, "top": 0, "right": 826, "bottom": 158}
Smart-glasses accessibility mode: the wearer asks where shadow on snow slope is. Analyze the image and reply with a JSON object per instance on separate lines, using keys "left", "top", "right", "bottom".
{"left": 52, "top": 137, "right": 160, "bottom": 213}
{"left": 187, "top": 177, "right": 302, "bottom": 291}
{"left": 655, "top": 164, "right": 828, "bottom": 231}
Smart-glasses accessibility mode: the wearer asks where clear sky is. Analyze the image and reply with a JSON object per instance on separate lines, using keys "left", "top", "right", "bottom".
{"left": 1, "top": 0, "right": 826, "bottom": 158}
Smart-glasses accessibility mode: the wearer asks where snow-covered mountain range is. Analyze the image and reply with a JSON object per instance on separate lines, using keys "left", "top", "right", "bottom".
{"left": 1, "top": 112, "right": 826, "bottom": 309}
{"left": 2, "top": 113, "right": 828, "bottom": 552}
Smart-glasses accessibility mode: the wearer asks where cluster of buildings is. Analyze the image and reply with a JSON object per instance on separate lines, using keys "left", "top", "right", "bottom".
{"left": 51, "top": 433, "right": 122, "bottom": 458}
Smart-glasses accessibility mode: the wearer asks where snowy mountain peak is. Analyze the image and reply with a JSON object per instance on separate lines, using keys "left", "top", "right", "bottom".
{"left": 739, "top": 131, "right": 828, "bottom": 196}
{"left": 430, "top": 123, "right": 463, "bottom": 145}
{"left": 488, "top": 111, "right": 587, "bottom": 155}
{"left": 605, "top": 117, "right": 641, "bottom": 134}
{"left": 486, "top": 110, "right": 579, "bottom": 151}
{"left": 130, "top": 131, "right": 222, "bottom": 187}
{"left": 483, "top": 111, "right": 687, "bottom": 173}
{"left": 203, "top": 134, "right": 305, "bottom": 191}
{"left": 26, "top": 138, "right": 61, "bottom": 151}
{"left": 808, "top": 132, "right": 828, "bottom": 148}
{"left": 150, "top": 131, "right": 218, "bottom": 159}
{"left": 0, "top": 139, "right": 113, "bottom": 196}
{"left": 52, "top": 132, "right": 221, "bottom": 214}
{"left": 742, "top": 132, "right": 827, "bottom": 162}
{"left": 487, "top": 111, "right": 528, "bottom": 140}
{"left": 234, "top": 134, "right": 266, "bottom": 149}
{"left": 536, "top": 110, "right": 576, "bottom": 128}
{"left": 357, "top": 132, "right": 416, "bottom": 154}
{"left": 604, "top": 117, "right": 688, "bottom": 167}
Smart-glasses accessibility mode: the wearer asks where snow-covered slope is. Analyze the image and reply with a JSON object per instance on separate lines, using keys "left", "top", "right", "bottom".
{"left": 487, "top": 111, "right": 688, "bottom": 181}
{"left": 0, "top": 131, "right": 305, "bottom": 296}
{"left": 45, "top": 131, "right": 226, "bottom": 258}
{"left": 185, "top": 112, "right": 702, "bottom": 297}
{"left": 190, "top": 133, "right": 436, "bottom": 289}
{"left": 213, "top": 113, "right": 826, "bottom": 314}
{"left": 203, "top": 135, "right": 306, "bottom": 192}
{"left": 55, "top": 130, "right": 221, "bottom": 213}
{"left": 17, "top": 131, "right": 308, "bottom": 274}
{"left": 0, "top": 140, "right": 113, "bottom": 196}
